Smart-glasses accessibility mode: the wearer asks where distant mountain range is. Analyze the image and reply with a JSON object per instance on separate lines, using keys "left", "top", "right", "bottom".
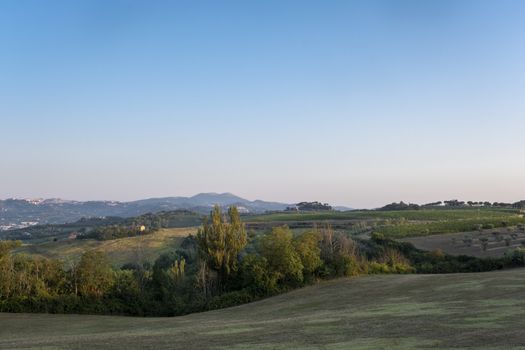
{"left": 0, "top": 193, "right": 354, "bottom": 230}
{"left": 0, "top": 193, "right": 290, "bottom": 229}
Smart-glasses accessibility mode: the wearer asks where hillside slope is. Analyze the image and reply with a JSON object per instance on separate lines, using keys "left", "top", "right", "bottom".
{"left": 15, "top": 227, "right": 197, "bottom": 266}
{"left": 1, "top": 268, "right": 525, "bottom": 349}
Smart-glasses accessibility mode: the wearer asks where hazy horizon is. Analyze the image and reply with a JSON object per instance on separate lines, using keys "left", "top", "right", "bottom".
{"left": 2, "top": 0, "right": 525, "bottom": 208}
{"left": 2, "top": 192, "right": 524, "bottom": 211}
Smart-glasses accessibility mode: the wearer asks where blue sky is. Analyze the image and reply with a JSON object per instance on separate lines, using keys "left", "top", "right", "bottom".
{"left": 1, "top": 0, "right": 525, "bottom": 208}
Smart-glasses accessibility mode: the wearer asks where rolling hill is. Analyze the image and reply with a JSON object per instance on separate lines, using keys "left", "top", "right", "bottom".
{"left": 15, "top": 227, "right": 197, "bottom": 266}
{"left": 0, "top": 210, "right": 203, "bottom": 241}
{"left": 1, "top": 268, "right": 524, "bottom": 349}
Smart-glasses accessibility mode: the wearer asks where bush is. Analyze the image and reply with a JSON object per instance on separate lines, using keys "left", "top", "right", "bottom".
{"left": 240, "top": 254, "right": 279, "bottom": 295}
{"left": 505, "top": 248, "right": 525, "bottom": 266}
{"left": 368, "top": 262, "right": 391, "bottom": 274}
{"left": 207, "top": 289, "right": 256, "bottom": 310}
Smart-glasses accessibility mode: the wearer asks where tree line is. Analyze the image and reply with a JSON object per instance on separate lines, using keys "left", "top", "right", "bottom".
{"left": 1, "top": 205, "right": 524, "bottom": 316}
{"left": 379, "top": 199, "right": 525, "bottom": 211}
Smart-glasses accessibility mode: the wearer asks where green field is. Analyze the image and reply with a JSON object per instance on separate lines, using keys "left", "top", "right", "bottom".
{"left": 15, "top": 228, "right": 197, "bottom": 266}
{"left": 245, "top": 209, "right": 525, "bottom": 241}
{"left": 245, "top": 208, "right": 519, "bottom": 223}
{"left": 1, "top": 268, "right": 525, "bottom": 349}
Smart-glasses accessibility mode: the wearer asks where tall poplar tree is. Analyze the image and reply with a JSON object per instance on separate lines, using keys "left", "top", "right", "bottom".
{"left": 197, "top": 205, "right": 247, "bottom": 289}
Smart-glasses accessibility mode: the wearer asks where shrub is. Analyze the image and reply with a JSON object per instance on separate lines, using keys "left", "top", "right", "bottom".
{"left": 240, "top": 254, "right": 278, "bottom": 295}
{"left": 505, "top": 248, "right": 525, "bottom": 266}
{"left": 207, "top": 289, "right": 256, "bottom": 310}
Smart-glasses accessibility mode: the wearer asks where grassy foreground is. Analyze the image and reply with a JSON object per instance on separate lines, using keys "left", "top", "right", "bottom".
{"left": 1, "top": 269, "right": 525, "bottom": 349}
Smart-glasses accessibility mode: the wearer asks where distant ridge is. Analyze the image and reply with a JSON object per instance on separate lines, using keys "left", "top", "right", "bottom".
{"left": 0, "top": 193, "right": 291, "bottom": 228}
{"left": 0, "top": 193, "right": 354, "bottom": 229}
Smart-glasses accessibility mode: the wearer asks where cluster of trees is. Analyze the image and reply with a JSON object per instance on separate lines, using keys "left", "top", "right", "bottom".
{"left": 456, "top": 200, "right": 514, "bottom": 208}
{"left": 378, "top": 201, "right": 421, "bottom": 211}
{"left": 78, "top": 225, "right": 151, "bottom": 241}
{"left": 1, "top": 206, "right": 525, "bottom": 316}
{"left": 126, "top": 210, "right": 202, "bottom": 229}
{"left": 511, "top": 201, "right": 525, "bottom": 209}
{"left": 445, "top": 200, "right": 525, "bottom": 208}
{"left": 286, "top": 202, "right": 333, "bottom": 212}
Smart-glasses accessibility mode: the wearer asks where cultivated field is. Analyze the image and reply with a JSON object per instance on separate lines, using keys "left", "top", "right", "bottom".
{"left": 15, "top": 228, "right": 197, "bottom": 266}
{"left": 402, "top": 228, "right": 525, "bottom": 258}
{"left": 245, "top": 209, "right": 525, "bottom": 239}
{"left": 2, "top": 268, "right": 525, "bottom": 349}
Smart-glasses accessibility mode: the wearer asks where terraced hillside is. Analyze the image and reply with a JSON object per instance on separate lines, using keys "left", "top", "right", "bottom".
{"left": 1, "top": 268, "right": 525, "bottom": 349}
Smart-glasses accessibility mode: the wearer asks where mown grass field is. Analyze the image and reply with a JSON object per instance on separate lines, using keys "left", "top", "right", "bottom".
{"left": 1, "top": 268, "right": 525, "bottom": 349}
{"left": 15, "top": 228, "right": 197, "bottom": 266}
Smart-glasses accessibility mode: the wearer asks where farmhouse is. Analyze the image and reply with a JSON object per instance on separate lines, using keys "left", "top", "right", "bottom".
{"left": 68, "top": 232, "right": 78, "bottom": 240}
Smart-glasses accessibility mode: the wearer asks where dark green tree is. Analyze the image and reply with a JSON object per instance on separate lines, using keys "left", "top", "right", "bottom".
{"left": 76, "top": 251, "right": 114, "bottom": 298}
